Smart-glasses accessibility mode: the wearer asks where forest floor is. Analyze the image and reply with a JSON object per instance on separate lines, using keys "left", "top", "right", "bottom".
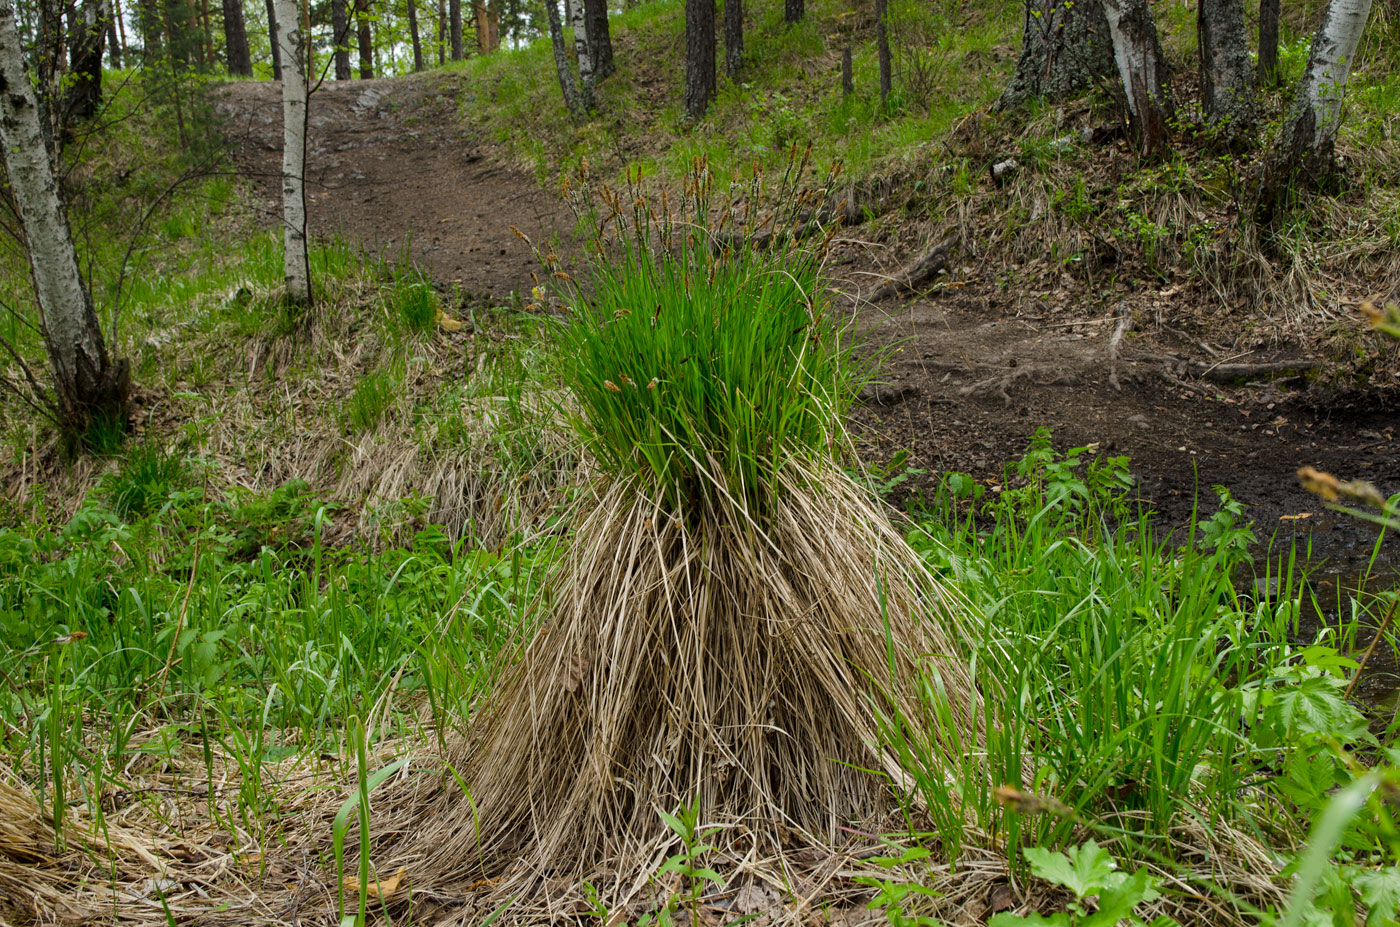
{"left": 218, "top": 72, "right": 1400, "bottom": 564}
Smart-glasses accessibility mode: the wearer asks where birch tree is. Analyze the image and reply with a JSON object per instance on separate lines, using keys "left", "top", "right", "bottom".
{"left": 1103, "top": 0, "right": 1172, "bottom": 156}
{"left": 0, "top": 0, "right": 128, "bottom": 435}
{"left": 1270, "top": 0, "right": 1374, "bottom": 183}
{"left": 273, "top": 0, "right": 311, "bottom": 307}
{"left": 569, "top": 0, "right": 593, "bottom": 109}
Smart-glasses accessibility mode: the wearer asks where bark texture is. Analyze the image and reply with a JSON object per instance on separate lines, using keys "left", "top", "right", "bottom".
{"left": 331, "top": 0, "right": 351, "bottom": 78}
{"left": 222, "top": 0, "right": 252, "bottom": 75}
{"left": 449, "top": 0, "right": 461, "bottom": 59}
{"left": 997, "top": 0, "right": 1115, "bottom": 110}
{"left": 723, "top": 0, "right": 740, "bottom": 79}
{"left": 272, "top": 0, "right": 311, "bottom": 307}
{"left": 684, "top": 0, "right": 715, "bottom": 120}
{"left": 1103, "top": 0, "right": 1172, "bottom": 156}
{"left": 1258, "top": 0, "right": 1280, "bottom": 85}
{"left": 1261, "top": 0, "right": 1374, "bottom": 204}
{"left": 0, "top": 0, "right": 127, "bottom": 433}
{"left": 783, "top": 0, "right": 800, "bottom": 24}
{"left": 64, "top": 0, "right": 106, "bottom": 122}
{"left": 569, "top": 0, "right": 593, "bottom": 109}
{"left": 1198, "top": 0, "right": 1256, "bottom": 143}
{"left": 584, "top": 0, "right": 612, "bottom": 80}
{"left": 544, "top": 0, "right": 584, "bottom": 120}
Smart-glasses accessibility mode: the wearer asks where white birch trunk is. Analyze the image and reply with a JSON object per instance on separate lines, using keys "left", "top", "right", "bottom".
{"left": 569, "top": 0, "right": 593, "bottom": 95}
{"left": 1289, "top": 0, "right": 1373, "bottom": 156}
{"left": 0, "top": 0, "right": 125, "bottom": 428}
{"left": 1102, "top": 0, "right": 1172, "bottom": 155}
{"left": 273, "top": 0, "right": 312, "bottom": 307}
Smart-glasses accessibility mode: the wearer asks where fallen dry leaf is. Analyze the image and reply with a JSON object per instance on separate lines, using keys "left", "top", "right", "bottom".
{"left": 344, "top": 866, "right": 407, "bottom": 900}
{"left": 1280, "top": 512, "right": 1313, "bottom": 521}
{"left": 436, "top": 309, "right": 465, "bottom": 332}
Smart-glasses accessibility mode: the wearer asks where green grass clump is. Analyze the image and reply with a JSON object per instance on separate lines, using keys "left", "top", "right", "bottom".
{"left": 342, "top": 371, "right": 397, "bottom": 434}
{"left": 560, "top": 237, "right": 862, "bottom": 514}
{"left": 101, "top": 440, "right": 198, "bottom": 521}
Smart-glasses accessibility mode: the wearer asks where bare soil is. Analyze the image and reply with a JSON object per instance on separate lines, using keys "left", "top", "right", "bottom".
{"left": 215, "top": 73, "right": 1400, "bottom": 554}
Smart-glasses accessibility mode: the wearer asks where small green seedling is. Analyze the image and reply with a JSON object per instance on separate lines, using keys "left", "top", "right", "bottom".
{"left": 990, "top": 840, "right": 1174, "bottom": 927}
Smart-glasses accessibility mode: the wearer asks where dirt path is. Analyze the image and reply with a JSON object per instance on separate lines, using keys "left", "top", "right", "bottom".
{"left": 214, "top": 74, "right": 1400, "bottom": 565}
{"left": 216, "top": 73, "right": 569, "bottom": 305}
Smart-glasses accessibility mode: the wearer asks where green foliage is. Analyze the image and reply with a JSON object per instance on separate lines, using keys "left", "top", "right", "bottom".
{"left": 559, "top": 216, "right": 863, "bottom": 514}
{"left": 991, "top": 840, "right": 1169, "bottom": 927}
{"left": 853, "top": 846, "right": 943, "bottom": 927}
{"left": 342, "top": 371, "right": 397, "bottom": 434}
{"left": 100, "top": 439, "right": 198, "bottom": 521}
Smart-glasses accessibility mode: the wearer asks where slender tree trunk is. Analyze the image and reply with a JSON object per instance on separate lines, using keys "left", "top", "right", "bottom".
{"left": 113, "top": 0, "right": 127, "bottom": 64}
{"left": 723, "top": 0, "right": 740, "bottom": 79}
{"left": 569, "top": 0, "right": 593, "bottom": 108}
{"left": 355, "top": 0, "right": 372, "bottom": 77}
{"left": 199, "top": 0, "right": 212, "bottom": 68}
{"left": 1103, "top": 0, "right": 1172, "bottom": 156}
{"left": 1258, "top": 0, "right": 1280, "bottom": 86}
{"left": 301, "top": 0, "right": 312, "bottom": 75}
{"left": 0, "top": 0, "right": 128, "bottom": 435}
{"left": 1261, "top": 0, "right": 1374, "bottom": 203}
{"left": 407, "top": 0, "right": 422, "bottom": 70}
{"left": 331, "top": 0, "right": 351, "bottom": 77}
{"left": 1198, "top": 0, "right": 1255, "bottom": 143}
{"left": 684, "top": 0, "right": 714, "bottom": 120}
{"left": 436, "top": 0, "right": 445, "bottom": 62}
{"left": 783, "top": 0, "right": 799, "bottom": 25}
{"left": 223, "top": 0, "right": 252, "bottom": 74}
{"left": 583, "top": 0, "right": 610, "bottom": 79}
{"left": 448, "top": 0, "right": 460, "bottom": 58}
{"left": 106, "top": 0, "right": 121, "bottom": 67}
{"left": 272, "top": 0, "right": 310, "bottom": 307}
{"left": 841, "top": 44, "right": 851, "bottom": 94}
{"left": 265, "top": 0, "right": 281, "bottom": 77}
{"left": 544, "top": 0, "right": 583, "bottom": 120}
{"left": 997, "top": 0, "right": 1115, "bottom": 110}
{"left": 64, "top": 0, "right": 106, "bottom": 122}
{"left": 875, "top": 0, "right": 890, "bottom": 107}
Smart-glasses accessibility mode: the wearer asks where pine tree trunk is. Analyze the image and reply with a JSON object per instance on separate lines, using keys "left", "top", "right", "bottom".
{"left": 723, "top": 0, "right": 740, "bottom": 79}
{"left": 1261, "top": 0, "right": 1373, "bottom": 203}
{"left": 997, "top": 0, "right": 1115, "bottom": 110}
{"left": 0, "top": 0, "right": 128, "bottom": 435}
{"left": 1258, "top": 0, "right": 1280, "bottom": 86}
{"left": 684, "top": 0, "right": 714, "bottom": 120}
{"left": 841, "top": 44, "right": 851, "bottom": 94}
{"left": 331, "top": 0, "right": 351, "bottom": 77}
{"left": 223, "top": 0, "right": 252, "bottom": 74}
{"left": 272, "top": 0, "right": 311, "bottom": 307}
{"left": 407, "top": 0, "right": 422, "bottom": 70}
{"left": 783, "top": 0, "right": 800, "bottom": 25}
{"left": 1103, "top": 0, "right": 1172, "bottom": 156}
{"left": 265, "top": 0, "right": 281, "bottom": 77}
{"left": 449, "top": 0, "right": 461, "bottom": 58}
{"left": 584, "top": 0, "right": 611, "bottom": 80}
{"left": 875, "top": 0, "right": 890, "bottom": 106}
{"left": 1198, "top": 0, "right": 1255, "bottom": 143}
{"left": 355, "top": 0, "right": 373, "bottom": 77}
{"left": 544, "top": 0, "right": 584, "bottom": 120}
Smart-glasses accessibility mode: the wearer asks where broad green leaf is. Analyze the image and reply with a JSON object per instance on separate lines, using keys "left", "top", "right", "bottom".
{"left": 989, "top": 913, "right": 1071, "bottom": 927}
{"left": 1024, "top": 840, "right": 1118, "bottom": 899}
{"left": 1353, "top": 868, "right": 1400, "bottom": 927}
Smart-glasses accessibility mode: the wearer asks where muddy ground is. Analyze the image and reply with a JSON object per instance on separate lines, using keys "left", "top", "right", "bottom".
{"left": 215, "top": 73, "right": 1400, "bottom": 565}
